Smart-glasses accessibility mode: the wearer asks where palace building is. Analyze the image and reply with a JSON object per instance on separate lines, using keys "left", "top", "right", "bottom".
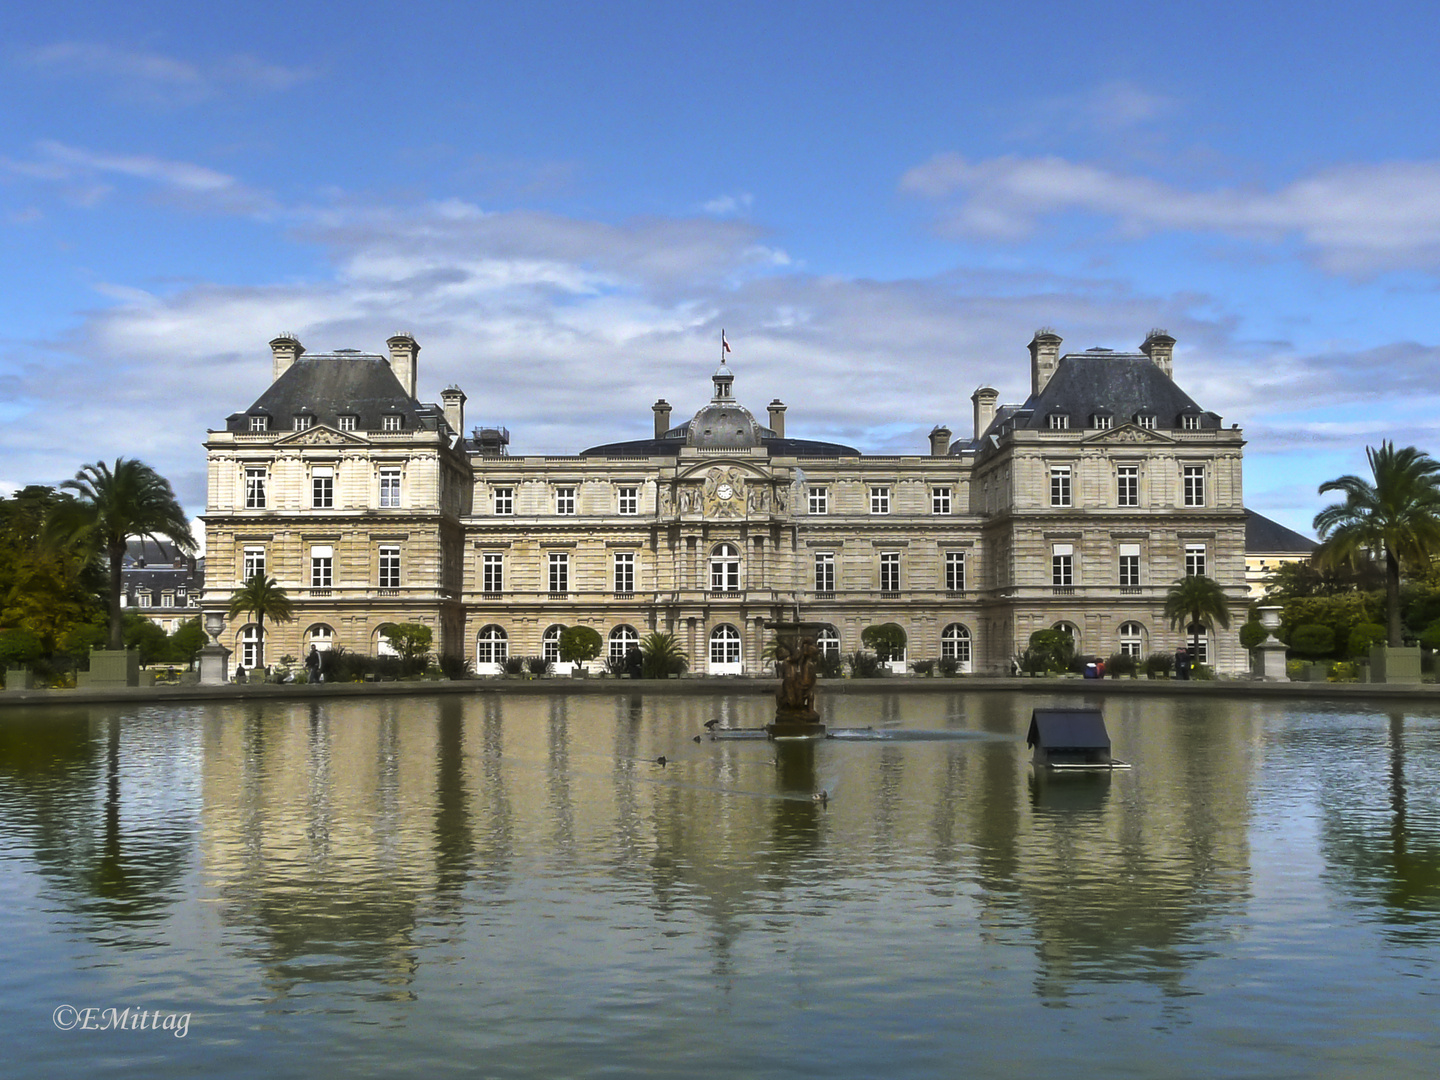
{"left": 201, "top": 328, "right": 1249, "bottom": 675}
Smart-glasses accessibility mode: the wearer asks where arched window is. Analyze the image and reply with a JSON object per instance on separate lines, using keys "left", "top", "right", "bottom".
{"left": 239, "top": 624, "right": 262, "bottom": 668}
{"left": 375, "top": 624, "right": 398, "bottom": 657}
{"left": 542, "top": 624, "right": 565, "bottom": 663}
{"left": 709, "top": 624, "right": 742, "bottom": 673}
{"left": 609, "top": 625, "right": 639, "bottom": 664}
{"left": 710, "top": 543, "right": 740, "bottom": 592}
{"left": 1119, "top": 622, "right": 1145, "bottom": 658}
{"left": 816, "top": 626, "right": 840, "bottom": 658}
{"left": 1052, "top": 621, "right": 1080, "bottom": 652}
{"left": 476, "top": 625, "right": 508, "bottom": 667}
{"left": 306, "top": 624, "right": 335, "bottom": 652}
{"left": 941, "top": 624, "right": 972, "bottom": 672}
{"left": 1185, "top": 623, "right": 1210, "bottom": 665}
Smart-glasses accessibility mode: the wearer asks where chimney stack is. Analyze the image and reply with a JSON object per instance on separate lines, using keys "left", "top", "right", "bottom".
{"left": 270, "top": 334, "right": 304, "bottom": 383}
{"left": 1140, "top": 329, "right": 1176, "bottom": 379}
{"left": 1028, "top": 328, "right": 1063, "bottom": 395}
{"left": 971, "top": 386, "right": 999, "bottom": 440}
{"left": 768, "top": 399, "right": 787, "bottom": 438}
{"left": 929, "top": 425, "right": 951, "bottom": 457}
{"left": 652, "top": 399, "right": 672, "bottom": 438}
{"left": 440, "top": 385, "right": 467, "bottom": 438}
{"left": 386, "top": 333, "right": 420, "bottom": 398}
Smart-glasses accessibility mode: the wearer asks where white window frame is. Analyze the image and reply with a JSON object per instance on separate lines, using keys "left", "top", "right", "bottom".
{"left": 1092, "top": 414, "right": 1113, "bottom": 429}
{"left": 1119, "top": 543, "right": 1141, "bottom": 587}
{"left": 382, "top": 414, "right": 403, "bottom": 432}
{"left": 240, "top": 625, "right": 261, "bottom": 668}
{"left": 245, "top": 467, "right": 267, "bottom": 509}
{"left": 338, "top": 415, "right": 357, "bottom": 432}
{"left": 1047, "top": 413, "right": 1069, "bottom": 430}
{"left": 1117, "top": 464, "right": 1139, "bottom": 507}
{"left": 310, "top": 545, "right": 333, "bottom": 588}
{"left": 542, "top": 625, "right": 563, "bottom": 663}
{"left": 378, "top": 544, "right": 401, "bottom": 589}
{"left": 476, "top": 625, "right": 508, "bottom": 668}
{"left": 1052, "top": 543, "right": 1073, "bottom": 587}
{"left": 1136, "top": 414, "right": 1156, "bottom": 430}
{"left": 1050, "top": 465, "right": 1072, "bottom": 507}
{"left": 1186, "top": 624, "right": 1210, "bottom": 665}
{"left": 548, "top": 552, "right": 569, "bottom": 594}
{"left": 242, "top": 546, "right": 266, "bottom": 581}
{"left": 556, "top": 487, "right": 576, "bottom": 515}
{"left": 879, "top": 551, "right": 900, "bottom": 592}
{"left": 609, "top": 625, "right": 639, "bottom": 664}
{"left": 294, "top": 415, "right": 314, "bottom": 432}
{"left": 1119, "top": 622, "right": 1145, "bottom": 658}
{"left": 932, "top": 487, "right": 952, "bottom": 515}
{"left": 1183, "top": 465, "right": 1206, "bottom": 507}
{"left": 482, "top": 552, "right": 503, "bottom": 593}
{"left": 1185, "top": 543, "right": 1207, "bottom": 578}
{"left": 248, "top": 415, "right": 269, "bottom": 432}
{"left": 379, "top": 467, "right": 401, "bottom": 508}
{"left": 870, "top": 486, "right": 890, "bottom": 515}
{"left": 711, "top": 544, "right": 740, "bottom": 592}
{"left": 941, "top": 624, "right": 972, "bottom": 671}
{"left": 814, "top": 551, "right": 835, "bottom": 592}
{"left": 494, "top": 487, "right": 514, "bottom": 515}
{"left": 709, "top": 624, "right": 742, "bottom": 672}
{"left": 614, "top": 551, "right": 635, "bottom": 593}
{"left": 1181, "top": 414, "right": 1202, "bottom": 430}
{"left": 617, "top": 486, "right": 638, "bottom": 515}
{"left": 311, "top": 466, "right": 334, "bottom": 509}
{"left": 945, "top": 551, "right": 965, "bottom": 592}
{"left": 817, "top": 627, "right": 841, "bottom": 657}
{"left": 809, "top": 487, "right": 828, "bottom": 515}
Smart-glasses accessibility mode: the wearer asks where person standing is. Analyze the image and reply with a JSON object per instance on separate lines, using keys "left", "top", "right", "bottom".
{"left": 305, "top": 645, "right": 321, "bottom": 684}
{"left": 1175, "top": 645, "right": 1190, "bottom": 681}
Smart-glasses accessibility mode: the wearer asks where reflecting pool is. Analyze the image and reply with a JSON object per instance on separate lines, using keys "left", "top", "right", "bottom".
{"left": 3, "top": 691, "right": 1440, "bottom": 1077}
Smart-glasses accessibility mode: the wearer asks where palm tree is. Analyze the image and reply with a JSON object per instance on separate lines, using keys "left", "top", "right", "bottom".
{"left": 638, "top": 631, "right": 688, "bottom": 678}
{"left": 52, "top": 459, "right": 195, "bottom": 650}
{"left": 227, "top": 574, "right": 294, "bottom": 670}
{"left": 1314, "top": 442, "right": 1440, "bottom": 647}
{"left": 1164, "top": 574, "right": 1232, "bottom": 672}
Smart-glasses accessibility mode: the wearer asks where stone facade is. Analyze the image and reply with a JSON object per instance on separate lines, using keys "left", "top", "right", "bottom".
{"left": 202, "top": 329, "right": 1250, "bottom": 674}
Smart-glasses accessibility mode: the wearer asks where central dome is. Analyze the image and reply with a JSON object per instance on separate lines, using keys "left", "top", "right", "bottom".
{"left": 686, "top": 402, "right": 764, "bottom": 448}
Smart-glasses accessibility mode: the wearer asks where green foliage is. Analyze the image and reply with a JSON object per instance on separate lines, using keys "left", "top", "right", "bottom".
{"left": 1290, "top": 623, "right": 1336, "bottom": 658}
{"left": 502, "top": 654, "right": 526, "bottom": 675}
{"left": 0, "top": 485, "right": 105, "bottom": 657}
{"left": 227, "top": 574, "right": 293, "bottom": 668}
{"left": 847, "top": 650, "right": 882, "bottom": 678}
{"left": 1331, "top": 660, "right": 1359, "bottom": 682}
{"left": 123, "top": 613, "right": 169, "bottom": 665}
{"left": 1348, "top": 622, "right": 1387, "bottom": 657}
{"left": 526, "top": 655, "right": 551, "bottom": 676}
{"left": 439, "top": 653, "right": 474, "bottom": 680}
{"left": 638, "top": 631, "right": 688, "bottom": 677}
{"left": 1145, "top": 652, "right": 1174, "bottom": 677}
{"left": 861, "top": 623, "right": 907, "bottom": 662}
{"left": 1105, "top": 651, "right": 1139, "bottom": 677}
{"left": 817, "top": 650, "right": 844, "bottom": 678}
{"left": 558, "top": 625, "right": 603, "bottom": 663}
{"left": 0, "top": 627, "right": 45, "bottom": 666}
{"left": 1239, "top": 620, "right": 1270, "bottom": 650}
{"left": 170, "top": 618, "right": 207, "bottom": 664}
{"left": 323, "top": 647, "right": 405, "bottom": 682}
{"left": 1164, "top": 575, "right": 1232, "bottom": 651}
{"left": 1419, "top": 621, "right": 1440, "bottom": 651}
{"left": 1286, "top": 659, "right": 1308, "bottom": 679}
{"left": 937, "top": 655, "right": 959, "bottom": 677}
{"left": 382, "top": 622, "right": 434, "bottom": 674}
{"left": 1315, "top": 441, "right": 1440, "bottom": 647}
{"left": 1263, "top": 558, "right": 1379, "bottom": 601}
{"left": 1279, "top": 593, "right": 1379, "bottom": 656}
{"left": 1024, "top": 629, "right": 1075, "bottom": 674}
{"left": 911, "top": 658, "right": 935, "bottom": 675}
{"left": 1191, "top": 664, "right": 1216, "bottom": 681}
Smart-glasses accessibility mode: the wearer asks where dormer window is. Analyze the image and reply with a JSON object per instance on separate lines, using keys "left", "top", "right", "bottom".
{"left": 1180, "top": 413, "right": 1202, "bottom": 430}
{"left": 1091, "top": 414, "right": 1113, "bottom": 430}
{"left": 294, "top": 414, "right": 314, "bottom": 431}
{"left": 382, "top": 415, "right": 403, "bottom": 432}
{"left": 338, "top": 415, "right": 357, "bottom": 431}
{"left": 248, "top": 415, "right": 269, "bottom": 432}
{"left": 1135, "top": 413, "right": 1156, "bottom": 430}
{"left": 1046, "top": 413, "right": 1070, "bottom": 430}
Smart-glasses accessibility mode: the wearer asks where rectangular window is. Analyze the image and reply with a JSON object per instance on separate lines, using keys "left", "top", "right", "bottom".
{"left": 1137, "top": 414, "right": 1156, "bottom": 430}
{"left": 1047, "top": 413, "right": 1069, "bottom": 429}
{"left": 1119, "top": 543, "right": 1140, "bottom": 587}
{"left": 1182, "top": 414, "right": 1202, "bottom": 430}
{"left": 379, "top": 467, "right": 401, "bottom": 508}
{"left": 932, "top": 487, "right": 952, "bottom": 515}
{"left": 879, "top": 552, "right": 900, "bottom": 592}
{"left": 245, "top": 467, "right": 267, "bottom": 509}
{"left": 815, "top": 552, "right": 835, "bottom": 592}
{"left": 382, "top": 414, "right": 402, "bottom": 431}
{"left": 294, "top": 415, "right": 314, "bottom": 431}
{"left": 1052, "top": 543, "right": 1073, "bottom": 587}
{"left": 310, "top": 545, "right": 333, "bottom": 588}
{"left": 1092, "top": 415, "right": 1113, "bottom": 429}
{"left": 614, "top": 552, "right": 635, "bottom": 593}
{"left": 556, "top": 487, "right": 576, "bottom": 515}
{"left": 311, "top": 466, "right": 334, "bottom": 509}
{"left": 548, "top": 552, "right": 569, "bottom": 594}
{"left": 1186, "top": 543, "right": 1207, "bottom": 578}
{"left": 378, "top": 545, "right": 401, "bottom": 588}
{"left": 1183, "top": 465, "right": 1206, "bottom": 507}
{"left": 945, "top": 551, "right": 966, "bottom": 592}
{"left": 338, "top": 415, "right": 356, "bottom": 431}
{"left": 1050, "top": 465, "right": 1072, "bottom": 507}
{"left": 242, "top": 546, "right": 265, "bottom": 581}
{"left": 1117, "top": 465, "right": 1139, "bottom": 507}
{"left": 618, "top": 486, "right": 638, "bottom": 515}
{"left": 809, "top": 487, "right": 828, "bottom": 514}
{"left": 160, "top": 592, "right": 174, "bottom": 607}
{"left": 870, "top": 487, "right": 890, "bottom": 514}
{"left": 482, "top": 553, "right": 503, "bottom": 593}
{"left": 248, "top": 415, "right": 269, "bottom": 432}
{"left": 494, "top": 487, "right": 513, "bottom": 515}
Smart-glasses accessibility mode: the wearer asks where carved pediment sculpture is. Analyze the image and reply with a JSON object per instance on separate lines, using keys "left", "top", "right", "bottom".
{"left": 275, "top": 426, "right": 367, "bottom": 447}
{"left": 703, "top": 466, "right": 745, "bottom": 519}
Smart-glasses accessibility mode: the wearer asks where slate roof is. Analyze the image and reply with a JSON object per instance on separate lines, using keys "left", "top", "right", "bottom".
{"left": 1245, "top": 509, "right": 1318, "bottom": 554}
{"left": 957, "top": 350, "right": 1220, "bottom": 452}
{"left": 224, "top": 352, "right": 445, "bottom": 434}
{"left": 580, "top": 434, "right": 860, "bottom": 458}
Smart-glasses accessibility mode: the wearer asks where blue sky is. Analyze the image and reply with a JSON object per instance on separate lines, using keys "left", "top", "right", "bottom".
{"left": 4, "top": 1, "right": 1440, "bottom": 536}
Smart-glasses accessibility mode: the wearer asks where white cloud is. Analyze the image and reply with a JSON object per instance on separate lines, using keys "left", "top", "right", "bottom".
{"left": 901, "top": 153, "right": 1440, "bottom": 273}
{"left": 701, "top": 192, "right": 754, "bottom": 216}
{"left": 25, "top": 41, "right": 313, "bottom": 100}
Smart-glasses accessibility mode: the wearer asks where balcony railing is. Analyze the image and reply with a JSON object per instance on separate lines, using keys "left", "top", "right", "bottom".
{"left": 1052, "top": 586, "right": 1075, "bottom": 595}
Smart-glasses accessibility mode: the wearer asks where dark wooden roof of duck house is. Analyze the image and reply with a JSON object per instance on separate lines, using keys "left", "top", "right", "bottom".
{"left": 1027, "top": 708, "right": 1112, "bottom": 767}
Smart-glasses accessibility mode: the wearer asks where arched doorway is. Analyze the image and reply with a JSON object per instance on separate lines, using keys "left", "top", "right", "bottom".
{"left": 941, "top": 623, "right": 973, "bottom": 673}
{"left": 475, "top": 625, "right": 508, "bottom": 675}
{"left": 709, "top": 624, "right": 743, "bottom": 675}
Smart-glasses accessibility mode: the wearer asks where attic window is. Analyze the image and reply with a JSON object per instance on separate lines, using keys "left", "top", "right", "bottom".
{"left": 382, "top": 415, "right": 403, "bottom": 432}
{"left": 1046, "top": 413, "right": 1070, "bottom": 430}
{"left": 1135, "top": 413, "right": 1156, "bottom": 430}
{"left": 249, "top": 415, "right": 269, "bottom": 432}
{"left": 338, "top": 415, "right": 357, "bottom": 431}
{"left": 294, "top": 415, "right": 314, "bottom": 431}
{"left": 1092, "top": 415, "right": 1113, "bottom": 429}
{"left": 1181, "top": 414, "right": 1202, "bottom": 430}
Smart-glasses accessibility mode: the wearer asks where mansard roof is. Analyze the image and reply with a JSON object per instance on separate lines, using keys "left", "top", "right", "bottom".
{"left": 224, "top": 352, "right": 446, "bottom": 434}
{"left": 1245, "top": 509, "right": 1318, "bottom": 554}
{"left": 1025, "top": 351, "right": 1218, "bottom": 430}
{"left": 579, "top": 434, "right": 860, "bottom": 458}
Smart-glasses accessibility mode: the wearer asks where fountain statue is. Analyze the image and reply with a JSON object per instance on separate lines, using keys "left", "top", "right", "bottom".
{"left": 765, "top": 621, "right": 828, "bottom": 740}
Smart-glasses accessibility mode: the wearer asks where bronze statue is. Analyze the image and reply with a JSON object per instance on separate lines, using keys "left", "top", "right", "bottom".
{"left": 774, "top": 637, "right": 820, "bottom": 722}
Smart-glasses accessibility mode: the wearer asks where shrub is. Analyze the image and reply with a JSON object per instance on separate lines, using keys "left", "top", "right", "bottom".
{"left": 502, "top": 654, "right": 526, "bottom": 675}
{"left": 1027, "top": 629, "right": 1075, "bottom": 673}
{"left": 1191, "top": 664, "right": 1216, "bottom": 681}
{"left": 1239, "top": 620, "right": 1270, "bottom": 650}
{"left": 1106, "top": 651, "right": 1138, "bottom": 677}
{"left": 1290, "top": 623, "right": 1336, "bottom": 659}
{"left": 1348, "top": 623, "right": 1387, "bottom": 657}
{"left": 1330, "top": 660, "right": 1359, "bottom": 682}
{"left": 1144, "top": 652, "right": 1173, "bottom": 677}
{"left": 1286, "top": 659, "right": 1307, "bottom": 679}
{"left": 817, "top": 650, "right": 844, "bottom": 678}
{"left": 911, "top": 658, "right": 935, "bottom": 676}
{"left": 938, "top": 656, "right": 959, "bottom": 677}
{"left": 559, "top": 625, "right": 603, "bottom": 664}
{"left": 847, "top": 650, "right": 882, "bottom": 678}
{"left": 861, "top": 623, "right": 908, "bottom": 663}
{"left": 525, "top": 655, "right": 551, "bottom": 677}
{"left": 382, "top": 622, "right": 434, "bottom": 675}
{"left": 439, "top": 653, "right": 474, "bottom": 680}
{"left": 639, "top": 632, "right": 688, "bottom": 677}
{"left": 1418, "top": 621, "right": 1440, "bottom": 651}
{"left": 1071, "top": 653, "right": 1100, "bottom": 676}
